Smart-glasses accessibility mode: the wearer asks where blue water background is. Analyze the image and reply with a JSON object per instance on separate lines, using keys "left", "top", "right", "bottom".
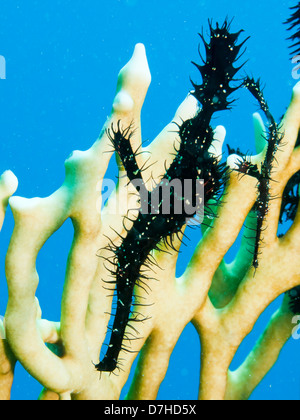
{"left": 0, "top": 0, "right": 299, "bottom": 400}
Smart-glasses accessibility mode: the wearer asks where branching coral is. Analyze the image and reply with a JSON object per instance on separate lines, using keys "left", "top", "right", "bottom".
{"left": 0, "top": 22, "right": 300, "bottom": 400}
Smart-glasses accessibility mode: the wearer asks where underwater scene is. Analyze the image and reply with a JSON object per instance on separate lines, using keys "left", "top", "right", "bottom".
{"left": 0, "top": 0, "right": 299, "bottom": 401}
